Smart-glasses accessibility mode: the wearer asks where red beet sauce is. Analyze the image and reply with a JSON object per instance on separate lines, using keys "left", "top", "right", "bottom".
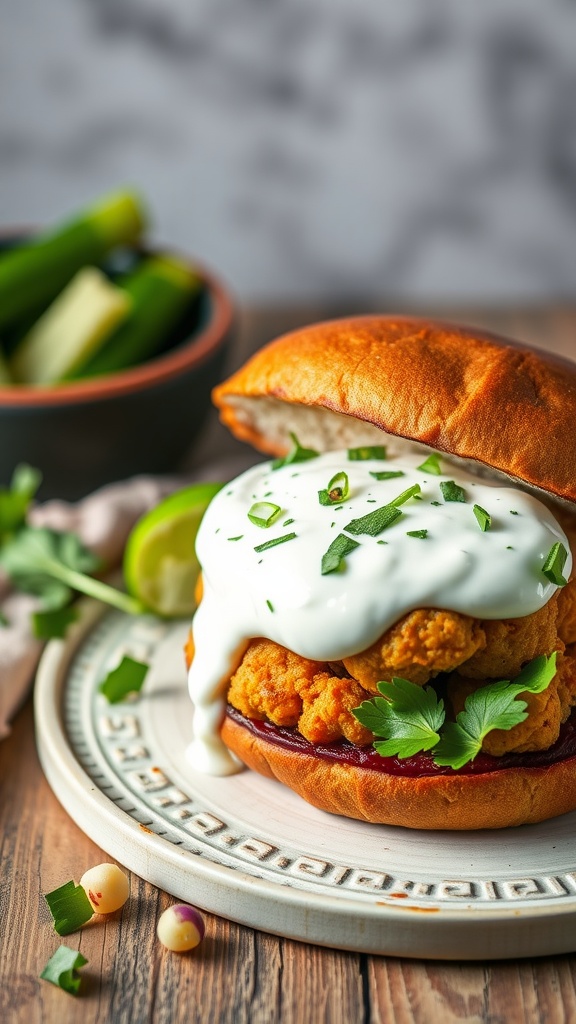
{"left": 226, "top": 704, "right": 576, "bottom": 777}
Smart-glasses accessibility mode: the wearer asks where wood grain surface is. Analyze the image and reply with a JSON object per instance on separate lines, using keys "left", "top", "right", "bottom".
{"left": 2, "top": 307, "right": 576, "bottom": 1024}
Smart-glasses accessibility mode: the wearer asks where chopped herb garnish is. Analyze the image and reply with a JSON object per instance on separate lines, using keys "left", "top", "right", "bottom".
{"left": 272, "top": 432, "right": 319, "bottom": 469}
{"left": 319, "top": 471, "right": 350, "bottom": 506}
{"left": 417, "top": 454, "right": 442, "bottom": 475}
{"left": 391, "top": 484, "right": 422, "bottom": 506}
{"left": 321, "top": 533, "right": 360, "bottom": 575}
{"left": 283, "top": 518, "right": 294, "bottom": 527}
{"left": 413, "top": 495, "right": 423, "bottom": 501}
{"left": 263, "top": 491, "right": 272, "bottom": 497}
{"left": 344, "top": 504, "right": 402, "bottom": 537}
{"left": 40, "top": 946, "right": 88, "bottom": 996}
{"left": 254, "top": 532, "right": 297, "bottom": 553}
{"left": 347, "top": 445, "right": 387, "bottom": 461}
{"left": 431, "top": 501, "right": 441, "bottom": 507}
{"left": 366, "top": 500, "right": 376, "bottom": 503}
{"left": 44, "top": 880, "right": 94, "bottom": 936}
{"left": 407, "top": 529, "right": 428, "bottom": 539}
{"left": 266, "top": 599, "right": 274, "bottom": 613}
{"left": 440, "top": 480, "right": 466, "bottom": 503}
{"left": 369, "top": 470, "right": 405, "bottom": 481}
{"left": 99, "top": 655, "right": 149, "bottom": 704}
{"left": 510, "top": 510, "right": 519, "bottom": 515}
{"left": 377, "top": 540, "right": 388, "bottom": 545}
{"left": 247, "top": 501, "right": 282, "bottom": 528}
{"left": 542, "top": 542, "right": 569, "bottom": 586}
{"left": 473, "top": 504, "right": 491, "bottom": 532}
{"left": 227, "top": 535, "right": 243, "bottom": 541}
{"left": 506, "top": 546, "right": 513, "bottom": 550}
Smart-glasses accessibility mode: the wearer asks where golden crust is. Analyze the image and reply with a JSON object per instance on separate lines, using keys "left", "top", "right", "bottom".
{"left": 213, "top": 316, "right": 576, "bottom": 505}
{"left": 221, "top": 713, "right": 576, "bottom": 830}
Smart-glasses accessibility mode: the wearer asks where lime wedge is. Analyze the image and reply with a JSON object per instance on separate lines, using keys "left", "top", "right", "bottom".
{"left": 123, "top": 483, "right": 222, "bottom": 617}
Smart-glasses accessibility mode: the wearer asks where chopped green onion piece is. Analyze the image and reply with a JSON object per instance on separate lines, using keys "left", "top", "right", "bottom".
{"left": 440, "top": 480, "right": 467, "bottom": 503}
{"left": 431, "top": 501, "right": 441, "bottom": 507}
{"left": 407, "top": 529, "right": 428, "bottom": 539}
{"left": 417, "top": 454, "right": 442, "bottom": 475}
{"left": 390, "top": 484, "right": 421, "bottom": 506}
{"left": 369, "top": 470, "right": 405, "bottom": 481}
{"left": 99, "top": 655, "right": 149, "bottom": 704}
{"left": 347, "top": 445, "right": 387, "bottom": 461}
{"left": 40, "top": 946, "right": 88, "bottom": 996}
{"left": 32, "top": 605, "right": 78, "bottom": 640}
{"left": 321, "top": 534, "right": 360, "bottom": 574}
{"left": 473, "top": 504, "right": 491, "bottom": 532}
{"left": 283, "top": 518, "right": 294, "bottom": 526}
{"left": 344, "top": 504, "right": 402, "bottom": 537}
{"left": 272, "top": 432, "right": 319, "bottom": 469}
{"left": 266, "top": 599, "right": 274, "bottom": 612}
{"left": 510, "top": 510, "right": 519, "bottom": 515}
{"left": 254, "top": 532, "right": 297, "bottom": 553}
{"left": 227, "top": 535, "right": 243, "bottom": 541}
{"left": 247, "top": 501, "right": 282, "bottom": 528}
{"left": 377, "top": 540, "right": 388, "bottom": 545}
{"left": 44, "top": 881, "right": 94, "bottom": 936}
{"left": 319, "top": 471, "right": 350, "bottom": 506}
{"left": 542, "top": 542, "right": 569, "bottom": 586}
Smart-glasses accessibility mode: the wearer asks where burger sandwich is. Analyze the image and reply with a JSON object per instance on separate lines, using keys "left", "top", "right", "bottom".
{"left": 186, "top": 317, "right": 576, "bottom": 830}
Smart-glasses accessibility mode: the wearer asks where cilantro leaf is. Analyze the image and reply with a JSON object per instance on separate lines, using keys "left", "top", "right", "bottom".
{"left": 433, "top": 653, "right": 557, "bottom": 769}
{"left": 99, "top": 655, "right": 149, "bottom": 703}
{"left": 353, "top": 676, "right": 445, "bottom": 758}
{"left": 32, "top": 605, "right": 79, "bottom": 639}
{"left": 0, "top": 463, "right": 42, "bottom": 543}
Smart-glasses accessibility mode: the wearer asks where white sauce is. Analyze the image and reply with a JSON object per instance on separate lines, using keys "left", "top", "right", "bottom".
{"left": 187, "top": 447, "right": 571, "bottom": 775}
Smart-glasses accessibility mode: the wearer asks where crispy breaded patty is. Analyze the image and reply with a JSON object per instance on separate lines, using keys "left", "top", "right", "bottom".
{"left": 342, "top": 609, "right": 486, "bottom": 690}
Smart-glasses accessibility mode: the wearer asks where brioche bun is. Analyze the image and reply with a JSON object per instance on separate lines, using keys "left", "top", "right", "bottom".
{"left": 209, "top": 316, "right": 576, "bottom": 829}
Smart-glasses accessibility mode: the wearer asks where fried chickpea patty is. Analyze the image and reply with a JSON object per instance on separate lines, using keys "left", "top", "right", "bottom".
{"left": 222, "top": 580, "right": 576, "bottom": 755}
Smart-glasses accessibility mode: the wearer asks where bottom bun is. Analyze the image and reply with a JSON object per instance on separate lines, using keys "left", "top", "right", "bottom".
{"left": 221, "top": 711, "right": 576, "bottom": 830}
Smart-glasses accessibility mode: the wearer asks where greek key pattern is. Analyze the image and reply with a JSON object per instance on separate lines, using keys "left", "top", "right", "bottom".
{"left": 63, "top": 610, "right": 576, "bottom": 907}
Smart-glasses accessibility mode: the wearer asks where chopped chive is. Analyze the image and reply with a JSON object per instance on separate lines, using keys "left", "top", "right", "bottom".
{"left": 366, "top": 499, "right": 377, "bottom": 503}
{"left": 431, "top": 501, "right": 441, "bottom": 507}
{"left": 44, "top": 881, "right": 94, "bottom": 936}
{"left": 347, "top": 445, "right": 387, "bottom": 461}
{"left": 283, "top": 518, "right": 294, "bottom": 527}
{"left": 440, "top": 480, "right": 467, "bottom": 503}
{"left": 266, "top": 599, "right": 274, "bottom": 612}
{"left": 542, "top": 542, "right": 569, "bottom": 586}
{"left": 506, "top": 546, "right": 513, "bottom": 550}
{"left": 377, "top": 540, "right": 388, "bottom": 545}
{"left": 473, "top": 504, "right": 491, "bottom": 531}
{"left": 391, "top": 484, "right": 421, "bottom": 506}
{"left": 321, "top": 534, "right": 360, "bottom": 575}
{"left": 99, "top": 655, "right": 149, "bottom": 704}
{"left": 248, "top": 501, "right": 282, "bottom": 528}
{"left": 254, "top": 532, "right": 297, "bottom": 553}
{"left": 40, "top": 946, "right": 88, "bottom": 996}
{"left": 510, "top": 510, "right": 519, "bottom": 515}
{"left": 228, "top": 535, "right": 243, "bottom": 541}
{"left": 344, "top": 504, "right": 402, "bottom": 537}
{"left": 413, "top": 494, "right": 423, "bottom": 501}
{"left": 407, "top": 529, "right": 428, "bottom": 539}
{"left": 272, "top": 432, "right": 319, "bottom": 469}
{"left": 263, "top": 491, "right": 272, "bottom": 497}
{"left": 417, "top": 454, "right": 442, "bottom": 475}
{"left": 369, "top": 470, "right": 405, "bottom": 481}
{"left": 334, "top": 505, "right": 344, "bottom": 510}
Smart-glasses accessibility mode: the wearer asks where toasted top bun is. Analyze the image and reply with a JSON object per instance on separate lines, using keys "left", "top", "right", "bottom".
{"left": 214, "top": 316, "right": 576, "bottom": 506}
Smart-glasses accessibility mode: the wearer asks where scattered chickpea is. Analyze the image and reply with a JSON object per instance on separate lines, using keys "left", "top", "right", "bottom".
{"left": 80, "top": 863, "right": 130, "bottom": 914}
{"left": 157, "top": 904, "right": 205, "bottom": 952}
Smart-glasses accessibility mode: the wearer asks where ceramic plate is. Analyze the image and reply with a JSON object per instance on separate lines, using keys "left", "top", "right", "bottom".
{"left": 35, "top": 602, "right": 576, "bottom": 959}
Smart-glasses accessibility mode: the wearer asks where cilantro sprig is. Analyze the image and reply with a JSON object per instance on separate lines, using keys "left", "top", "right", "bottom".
{"left": 352, "top": 653, "right": 557, "bottom": 769}
{"left": 0, "top": 466, "right": 145, "bottom": 639}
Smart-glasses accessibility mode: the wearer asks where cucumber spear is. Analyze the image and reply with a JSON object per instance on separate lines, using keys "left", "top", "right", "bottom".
{"left": 65, "top": 254, "right": 202, "bottom": 379}
{"left": 0, "top": 191, "right": 146, "bottom": 331}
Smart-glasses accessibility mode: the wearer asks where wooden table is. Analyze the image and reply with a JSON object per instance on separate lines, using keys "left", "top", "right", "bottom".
{"left": 2, "top": 307, "right": 576, "bottom": 1024}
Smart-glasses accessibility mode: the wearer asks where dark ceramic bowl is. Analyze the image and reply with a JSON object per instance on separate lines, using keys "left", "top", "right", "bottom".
{"left": 0, "top": 244, "right": 234, "bottom": 500}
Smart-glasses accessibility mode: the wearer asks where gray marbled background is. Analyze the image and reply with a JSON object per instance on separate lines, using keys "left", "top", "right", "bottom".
{"left": 2, "top": 0, "right": 576, "bottom": 303}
